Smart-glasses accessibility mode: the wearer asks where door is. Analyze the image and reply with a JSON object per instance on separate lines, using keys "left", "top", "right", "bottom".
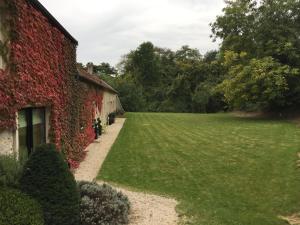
{"left": 18, "top": 107, "right": 46, "bottom": 162}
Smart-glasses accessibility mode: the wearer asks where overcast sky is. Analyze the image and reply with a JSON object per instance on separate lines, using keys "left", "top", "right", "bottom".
{"left": 39, "top": 0, "right": 225, "bottom": 66}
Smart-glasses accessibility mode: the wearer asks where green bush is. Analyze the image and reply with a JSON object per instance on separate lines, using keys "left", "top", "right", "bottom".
{"left": 20, "top": 144, "right": 80, "bottom": 225}
{"left": 78, "top": 181, "right": 130, "bottom": 225}
{"left": 0, "top": 154, "right": 22, "bottom": 188}
{"left": 0, "top": 187, "right": 44, "bottom": 225}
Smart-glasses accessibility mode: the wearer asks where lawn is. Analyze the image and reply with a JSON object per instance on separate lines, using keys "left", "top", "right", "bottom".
{"left": 98, "top": 113, "right": 300, "bottom": 225}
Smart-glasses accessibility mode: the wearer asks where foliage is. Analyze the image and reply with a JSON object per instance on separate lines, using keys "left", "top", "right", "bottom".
{"left": 0, "top": 187, "right": 44, "bottom": 225}
{"left": 99, "top": 112, "right": 300, "bottom": 225}
{"left": 100, "top": 73, "right": 117, "bottom": 86}
{"left": 93, "top": 62, "right": 117, "bottom": 75}
{"left": 211, "top": 0, "right": 300, "bottom": 110}
{"left": 98, "top": 0, "right": 300, "bottom": 113}
{"left": 0, "top": 0, "right": 102, "bottom": 167}
{"left": 192, "top": 82, "right": 217, "bottom": 113}
{"left": 126, "top": 42, "right": 160, "bottom": 88}
{"left": 0, "top": 0, "right": 17, "bottom": 67}
{"left": 212, "top": 0, "right": 300, "bottom": 67}
{"left": 20, "top": 144, "right": 80, "bottom": 225}
{"left": 96, "top": 42, "right": 226, "bottom": 113}
{"left": 78, "top": 181, "right": 130, "bottom": 225}
{"left": 211, "top": 0, "right": 258, "bottom": 56}
{"left": 101, "top": 74, "right": 147, "bottom": 112}
{"left": 0, "top": 154, "right": 22, "bottom": 188}
{"left": 218, "top": 55, "right": 300, "bottom": 111}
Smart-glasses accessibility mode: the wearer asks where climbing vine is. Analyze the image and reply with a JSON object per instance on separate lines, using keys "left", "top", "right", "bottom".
{"left": 0, "top": 0, "right": 17, "bottom": 67}
{"left": 0, "top": 0, "right": 103, "bottom": 168}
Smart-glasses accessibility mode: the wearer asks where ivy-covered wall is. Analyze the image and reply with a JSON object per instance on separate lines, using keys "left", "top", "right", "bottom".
{"left": 68, "top": 80, "right": 103, "bottom": 168}
{"left": 0, "top": 0, "right": 103, "bottom": 168}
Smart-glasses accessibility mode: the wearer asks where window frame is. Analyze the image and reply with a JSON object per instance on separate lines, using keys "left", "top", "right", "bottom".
{"left": 18, "top": 107, "right": 47, "bottom": 157}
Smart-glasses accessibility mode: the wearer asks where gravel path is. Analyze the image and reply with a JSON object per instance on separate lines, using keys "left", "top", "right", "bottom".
{"left": 75, "top": 118, "right": 126, "bottom": 181}
{"left": 75, "top": 118, "right": 179, "bottom": 225}
{"left": 97, "top": 181, "right": 179, "bottom": 225}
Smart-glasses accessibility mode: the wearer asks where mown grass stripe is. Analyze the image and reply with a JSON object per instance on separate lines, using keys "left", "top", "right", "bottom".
{"left": 98, "top": 113, "right": 300, "bottom": 225}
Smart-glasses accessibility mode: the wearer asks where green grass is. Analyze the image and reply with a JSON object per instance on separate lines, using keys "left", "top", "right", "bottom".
{"left": 98, "top": 113, "right": 300, "bottom": 225}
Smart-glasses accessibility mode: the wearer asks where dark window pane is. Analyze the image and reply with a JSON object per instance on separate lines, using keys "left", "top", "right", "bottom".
{"left": 32, "top": 108, "right": 46, "bottom": 148}
{"left": 18, "top": 107, "right": 46, "bottom": 163}
{"left": 18, "top": 110, "right": 28, "bottom": 163}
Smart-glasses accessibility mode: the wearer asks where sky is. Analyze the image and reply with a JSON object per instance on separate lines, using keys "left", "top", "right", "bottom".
{"left": 39, "top": 0, "right": 225, "bottom": 66}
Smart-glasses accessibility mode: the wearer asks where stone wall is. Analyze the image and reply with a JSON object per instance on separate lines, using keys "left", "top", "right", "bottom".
{"left": 0, "top": 129, "right": 14, "bottom": 155}
{"left": 100, "top": 92, "right": 117, "bottom": 126}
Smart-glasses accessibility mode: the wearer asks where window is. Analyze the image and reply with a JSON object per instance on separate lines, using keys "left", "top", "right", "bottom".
{"left": 18, "top": 108, "right": 46, "bottom": 162}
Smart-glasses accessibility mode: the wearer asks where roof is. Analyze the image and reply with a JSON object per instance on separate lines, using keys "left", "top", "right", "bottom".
{"left": 28, "top": 0, "right": 78, "bottom": 45}
{"left": 77, "top": 67, "right": 118, "bottom": 94}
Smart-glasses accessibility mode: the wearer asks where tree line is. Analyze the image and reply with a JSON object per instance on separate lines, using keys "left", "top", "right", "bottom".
{"left": 85, "top": 0, "right": 300, "bottom": 113}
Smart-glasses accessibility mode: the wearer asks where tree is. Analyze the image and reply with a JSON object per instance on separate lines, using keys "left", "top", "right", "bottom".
{"left": 175, "top": 45, "right": 202, "bottom": 63}
{"left": 256, "top": 0, "right": 300, "bottom": 67}
{"left": 211, "top": 0, "right": 300, "bottom": 67}
{"left": 92, "top": 42, "right": 226, "bottom": 113}
{"left": 203, "top": 50, "right": 219, "bottom": 63}
{"left": 93, "top": 62, "right": 117, "bottom": 75}
{"left": 211, "top": 0, "right": 258, "bottom": 56}
{"left": 218, "top": 56, "right": 300, "bottom": 111}
{"left": 166, "top": 74, "right": 193, "bottom": 112}
{"left": 122, "top": 42, "right": 162, "bottom": 111}
{"left": 212, "top": 0, "right": 300, "bottom": 111}
{"left": 127, "top": 42, "right": 160, "bottom": 87}
{"left": 113, "top": 77, "right": 147, "bottom": 112}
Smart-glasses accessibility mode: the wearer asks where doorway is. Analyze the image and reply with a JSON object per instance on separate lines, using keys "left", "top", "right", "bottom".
{"left": 18, "top": 107, "right": 46, "bottom": 162}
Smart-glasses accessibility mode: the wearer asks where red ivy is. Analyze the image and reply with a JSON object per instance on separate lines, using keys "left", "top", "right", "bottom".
{"left": 0, "top": 0, "right": 103, "bottom": 169}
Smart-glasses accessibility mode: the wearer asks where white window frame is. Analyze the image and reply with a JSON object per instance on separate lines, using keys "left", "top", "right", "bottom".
{"left": 14, "top": 107, "right": 50, "bottom": 160}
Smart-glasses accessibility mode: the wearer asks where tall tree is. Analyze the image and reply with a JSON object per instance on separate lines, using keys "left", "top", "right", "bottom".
{"left": 126, "top": 42, "right": 160, "bottom": 87}
{"left": 212, "top": 0, "right": 300, "bottom": 66}
{"left": 212, "top": 0, "right": 300, "bottom": 111}
{"left": 211, "top": 0, "right": 258, "bottom": 56}
{"left": 94, "top": 42, "right": 226, "bottom": 113}
{"left": 93, "top": 63, "right": 117, "bottom": 75}
{"left": 256, "top": 0, "right": 300, "bottom": 67}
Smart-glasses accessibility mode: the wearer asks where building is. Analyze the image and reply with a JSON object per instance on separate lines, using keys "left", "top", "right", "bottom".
{"left": 0, "top": 0, "right": 122, "bottom": 167}
{"left": 77, "top": 64, "right": 122, "bottom": 126}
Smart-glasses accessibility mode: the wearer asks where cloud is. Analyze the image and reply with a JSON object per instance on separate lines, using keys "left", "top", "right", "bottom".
{"left": 39, "top": 0, "right": 225, "bottom": 65}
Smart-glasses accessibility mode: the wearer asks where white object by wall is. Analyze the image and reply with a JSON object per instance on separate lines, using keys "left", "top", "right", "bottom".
{"left": 100, "top": 91, "right": 117, "bottom": 126}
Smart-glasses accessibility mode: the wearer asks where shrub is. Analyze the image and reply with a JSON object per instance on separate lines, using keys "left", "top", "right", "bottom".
{"left": 20, "top": 144, "right": 80, "bottom": 225}
{"left": 0, "top": 187, "right": 44, "bottom": 225}
{"left": 0, "top": 154, "right": 22, "bottom": 188}
{"left": 78, "top": 181, "right": 130, "bottom": 225}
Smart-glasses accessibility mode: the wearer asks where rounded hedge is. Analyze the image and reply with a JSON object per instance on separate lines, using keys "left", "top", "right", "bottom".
{"left": 78, "top": 181, "right": 130, "bottom": 225}
{"left": 0, "top": 187, "right": 44, "bottom": 225}
{"left": 20, "top": 144, "right": 80, "bottom": 225}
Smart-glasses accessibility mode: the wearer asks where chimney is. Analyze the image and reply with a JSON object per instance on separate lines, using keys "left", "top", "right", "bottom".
{"left": 87, "top": 62, "right": 94, "bottom": 74}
